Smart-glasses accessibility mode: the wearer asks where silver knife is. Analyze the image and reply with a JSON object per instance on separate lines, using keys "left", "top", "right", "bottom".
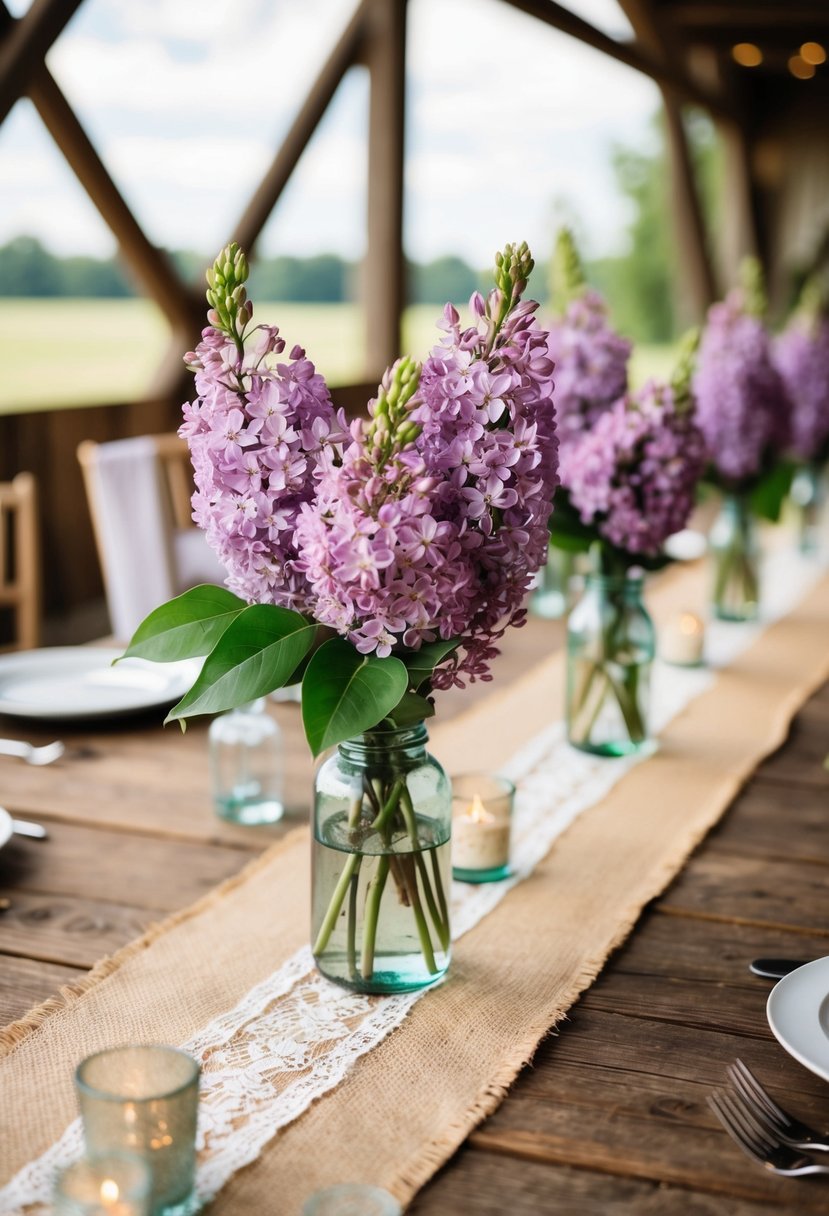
{"left": 749, "top": 958, "right": 809, "bottom": 979}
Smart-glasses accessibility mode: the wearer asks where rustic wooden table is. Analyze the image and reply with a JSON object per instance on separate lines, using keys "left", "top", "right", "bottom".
{"left": 1, "top": 616, "right": 828, "bottom": 1214}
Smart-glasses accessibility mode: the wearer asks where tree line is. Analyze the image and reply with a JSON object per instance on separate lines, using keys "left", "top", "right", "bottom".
{"left": 0, "top": 238, "right": 482, "bottom": 308}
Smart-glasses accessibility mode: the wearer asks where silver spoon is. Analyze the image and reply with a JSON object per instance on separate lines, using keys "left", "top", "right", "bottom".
{"left": 0, "top": 739, "right": 65, "bottom": 765}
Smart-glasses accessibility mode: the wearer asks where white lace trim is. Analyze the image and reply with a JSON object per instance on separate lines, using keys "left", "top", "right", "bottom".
{"left": 1, "top": 549, "right": 824, "bottom": 1214}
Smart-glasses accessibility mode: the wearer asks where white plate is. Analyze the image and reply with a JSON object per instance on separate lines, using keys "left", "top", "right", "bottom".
{"left": 0, "top": 806, "right": 11, "bottom": 853}
{"left": 0, "top": 648, "right": 201, "bottom": 722}
{"left": 767, "top": 956, "right": 829, "bottom": 1082}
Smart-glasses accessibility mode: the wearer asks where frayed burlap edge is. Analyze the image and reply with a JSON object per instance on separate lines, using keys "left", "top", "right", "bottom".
{"left": 0, "top": 824, "right": 310, "bottom": 1059}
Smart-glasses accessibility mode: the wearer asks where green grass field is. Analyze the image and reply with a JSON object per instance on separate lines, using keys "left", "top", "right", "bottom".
{"left": 0, "top": 298, "right": 676, "bottom": 414}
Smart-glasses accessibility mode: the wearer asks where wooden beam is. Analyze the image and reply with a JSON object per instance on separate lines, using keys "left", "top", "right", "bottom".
{"left": 617, "top": 0, "right": 718, "bottom": 318}
{"left": 0, "top": 0, "right": 83, "bottom": 126}
{"left": 27, "top": 72, "right": 204, "bottom": 335}
{"left": 497, "top": 0, "right": 734, "bottom": 121}
{"left": 665, "top": 3, "right": 828, "bottom": 29}
{"left": 363, "top": 0, "right": 407, "bottom": 379}
{"left": 229, "top": 1, "right": 367, "bottom": 257}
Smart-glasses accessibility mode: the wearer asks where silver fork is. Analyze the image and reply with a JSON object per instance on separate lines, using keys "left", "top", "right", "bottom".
{"left": 728, "top": 1059, "right": 829, "bottom": 1152}
{"left": 0, "top": 738, "right": 64, "bottom": 766}
{"left": 709, "top": 1089, "right": 829, "bottom": 1177}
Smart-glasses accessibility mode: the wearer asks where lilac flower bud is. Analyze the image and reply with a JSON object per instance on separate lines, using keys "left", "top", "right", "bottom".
{"left": 470, "top": 292, "right": 485, "bottom": 318}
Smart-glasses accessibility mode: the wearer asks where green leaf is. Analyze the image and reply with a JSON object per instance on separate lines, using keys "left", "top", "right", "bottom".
{"left": 165, "top": 604, "right": 316, "bottom": 722}
{"left": 121, "top": 584, "right": 246, "bottom": 663}
{"left": 549, "top": 492, "right": 595, "bottom": 553}
{"left": 750, "top": 460, "right": 794, "bottom": 523}
{"left": 387, "top": 690, "right": 435, "bottom": 727}
{"left": 301, "top": 638, "right": 409, "bottom": 757}
{"left": 403, "top": 639, "right": 460, "bottom": 691}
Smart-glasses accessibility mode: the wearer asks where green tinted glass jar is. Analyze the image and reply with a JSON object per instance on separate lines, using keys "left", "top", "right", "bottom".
{"left": 312, "top": 723, "right": 451, "bottom": 994}
{"left": 710, "top": 494, "right": 760, "bottom": 622}
{"left": 566, "top": 573, "right": 655, "bottom": 757}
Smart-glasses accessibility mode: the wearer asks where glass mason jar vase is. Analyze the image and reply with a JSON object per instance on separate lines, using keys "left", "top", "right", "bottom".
{"left": 566, "top": 573, "right": 655, "bottom": 757}
{"left": 312, "top": 723, "right": 451, "bottom": 995}
{"left": 529, "top": 541, "right": 576, "bottom": 620}
{"left": 709, "top": 494, "right": 760, "bottom": 622}
{"left": 790, "top": 463, "right": 827, "bottom": 555}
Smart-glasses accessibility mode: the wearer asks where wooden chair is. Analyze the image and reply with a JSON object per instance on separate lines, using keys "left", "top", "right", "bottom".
{"left": 77, "top": 434, "right": 222, "bottom": 640}
{"left": 0, "top": 472, "right": 41, "bottom": 652}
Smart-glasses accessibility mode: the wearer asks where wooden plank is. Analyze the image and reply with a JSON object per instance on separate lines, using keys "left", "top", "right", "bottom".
{"left": 706, "top": 781, "right": 829, "bottom": 862}
{"left": 0, "top": 953, "right": 84, "bottom": 1025}
{"left": 0, "top": 891, "right": 156, "bottom": 968}
{"left": 658, "top": 851, "right": 829, "bottom": 933}
{"left": 0, "top": 821, "right": 254, "bottom": 912}
{"left": 412, "top": 1146, "right": 788, "bottom": 1215}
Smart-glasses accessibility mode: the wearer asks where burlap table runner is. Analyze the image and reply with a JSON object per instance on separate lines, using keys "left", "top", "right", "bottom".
{"left": 2, "top": 559, "right": 829, "bottom": 1213}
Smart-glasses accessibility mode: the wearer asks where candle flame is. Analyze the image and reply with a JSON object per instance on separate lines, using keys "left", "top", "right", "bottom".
{"left": 100, "top": 1180, "right": 120, "bottom": 1203}
{"left": 679, "top": 613, "right": 702, "bottom": 635}
{"left": 466, "top": 793, "right": 494, "bottom": 823}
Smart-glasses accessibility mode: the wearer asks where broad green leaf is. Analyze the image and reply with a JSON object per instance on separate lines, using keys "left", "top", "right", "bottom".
{"left": 750, "top": 460, "right": 794, "bottom": 522}
{"left": 386, "top": 690, "right": 435, "bottom": 727}
{"left": 166, "top": 605, "right": 316, "bottom": 722}
{"left": 301, "top": 638, "right": 409, "bottom": 756}
{"left": 121, "top": 585, "right": 246, "bottom": 663}
{"left": 403, "top": 639, "right": 460, "bottom": 691}
{"left": 549, "top": 492, "right": 594, "bottom": 553}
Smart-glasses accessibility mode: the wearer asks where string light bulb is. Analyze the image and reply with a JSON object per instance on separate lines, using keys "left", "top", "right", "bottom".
{"left": 800, "top": 41, "right": 826, "bottom": 65}
{"left": 732, "top": 42, "right": 763, "bottom": 67}
{"left": 789, "top": 54, "right": 816, "bottom": 79}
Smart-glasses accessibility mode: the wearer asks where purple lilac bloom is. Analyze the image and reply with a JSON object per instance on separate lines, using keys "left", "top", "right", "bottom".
{"left": 693, "top": 290, "right": 789, "bottom": 484}
{"left": 773, "top": 316, "right": 829, "bottom": 461}
{"left": 545, "top": 290, "right": 631, "bottom": 450}
{"left": 181, "top": 321, "right": 348, "bottom": 612}
{"left": 294, "top": 289, "right": 559, "bottom": 685}
{"left": 182, "top": 243, "right": 559, "bottom": 688}
{"left": 560, "top": 380, "right": 706, "bottom": 556}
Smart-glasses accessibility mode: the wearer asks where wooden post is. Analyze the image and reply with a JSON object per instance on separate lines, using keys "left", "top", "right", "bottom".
{"left": 364, "top": 0, "right": 407, "bottom": 380}
{"left": 662, "top": 93, "right": 718, "bottom": 321}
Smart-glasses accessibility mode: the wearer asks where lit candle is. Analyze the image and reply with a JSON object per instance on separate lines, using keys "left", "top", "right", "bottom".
{"left": 53, "top": 1153, "right": 151, "bottom": 1216}
{"left": 660, "top": 610, "right": 706, "bottom": 667}
{"left": 451, "top": 774, "right": 514, "bottom": 883}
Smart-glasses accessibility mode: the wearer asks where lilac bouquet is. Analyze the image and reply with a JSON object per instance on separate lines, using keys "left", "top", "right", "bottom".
{"left": 774, "top": 300, "right": 829, "bottom": 464}
{"left": 123, "top": 241, "right": 558, "bottom": 990}
{"left": 694, "top": 260, "right": 792, "bottom": 620}
{"left": 551, "top": 336, "right": 707, "bottom": 753}
{"left": 545, "top": 228, "right": 631, "bottom": 451}
{"left": 774, "top": 290, "right": 829, "bottom": 553}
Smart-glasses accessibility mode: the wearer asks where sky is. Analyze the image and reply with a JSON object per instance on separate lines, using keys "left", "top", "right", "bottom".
{"left": 0, "top": 0, "right": 662, "bottom": 269}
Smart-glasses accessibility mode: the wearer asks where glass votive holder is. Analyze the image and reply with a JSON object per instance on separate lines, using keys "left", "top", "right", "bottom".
{"left": 659, "top": 609, "right": 706, "bottom": 667}
{"left": 53, "top": 1152, "right": 152, "bottom": 1216}
{"left": 302, "top": 1183, "right": 402, "bottom": 1215}
{"left": 75, "top": 1046, "right": 199, "bottom": 1216}
{"left": 451, "top": 772, "right": 515, "bottom": 883}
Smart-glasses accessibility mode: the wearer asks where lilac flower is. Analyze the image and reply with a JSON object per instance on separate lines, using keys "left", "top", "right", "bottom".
{"left": 773, "top": 315, "right": 829, "bottom": 462}
{"left": 181, "top": 241, "right": 559, "bottom": 689}
{"left": 693, "top": 290, "right": 789, "bottom": 484}
{"left": 545, "top": 290, "right": 631, "bottom": 449}
{"left": 560, "top": 380, "right": 706, "bottom": 556}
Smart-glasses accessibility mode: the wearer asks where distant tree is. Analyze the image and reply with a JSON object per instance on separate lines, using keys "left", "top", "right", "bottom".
{"left": 410, "top": 255, "right": 479, "bottom": 305}
{"left": 0, "top": 236, "right": 63, "bottom": 296}
{"left": 61, "top": 255, "right": 133, "bottom": 297}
